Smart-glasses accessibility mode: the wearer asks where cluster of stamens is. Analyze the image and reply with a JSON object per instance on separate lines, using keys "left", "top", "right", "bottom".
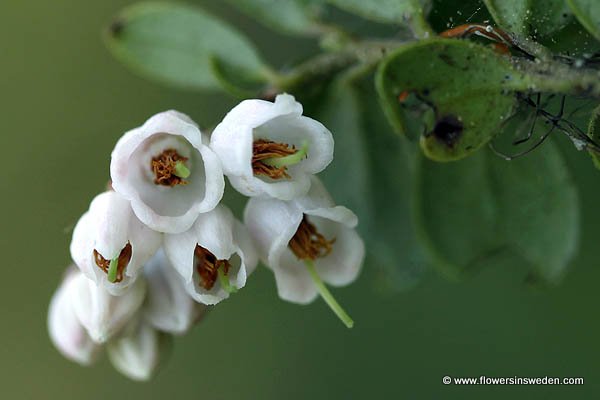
{"left": 194, "top": 245, "right": 231, "bottom": 290}
{"left": 252, "top": 139, "right": 298, "bottom": 179}
{"left": 151, "top": 148, "right": 189, "bottom": 186}
{"left": 289, "top": 216, "right": 335, "bottom": 261}
{"left": 93, "top": 242, "right": 132, "bottom": 283}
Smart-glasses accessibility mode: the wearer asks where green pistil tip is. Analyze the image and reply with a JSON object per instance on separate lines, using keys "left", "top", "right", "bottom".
{"left": 218, "top": 268, "right": 238, "bottom": 294}
{"left": 173, "top": 161, "right": 191, "bottom": 179}
{"left": 262, "top": 140, "right": 309, "bottom": 168}
{"left": 305, "top": 260, "right": 354, "bottom": 329}
{"left": 107, "top": 256, "right": 119, "bottom": 283}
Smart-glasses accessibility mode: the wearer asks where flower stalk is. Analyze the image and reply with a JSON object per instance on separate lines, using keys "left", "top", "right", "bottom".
{"left": 305, "top": 260, "right": 354, "bottom": 329}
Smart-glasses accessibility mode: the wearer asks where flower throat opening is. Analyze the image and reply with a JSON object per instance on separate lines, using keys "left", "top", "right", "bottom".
{"left": 195, "top": 245, "right": 231, "bottom": 290}
{"left": 93, "top": 242, "right": 132, "bottom": 283}
{"left": 289, "top": 216, "right": 335, "bottom": 260}
{"left": 151, "top": 148, "right": 190, "bottom": 186}
{"left": 252, "top": 139, "right": 298, "bottom": 179}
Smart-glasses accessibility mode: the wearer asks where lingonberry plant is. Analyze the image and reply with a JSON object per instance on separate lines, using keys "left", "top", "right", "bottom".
{"left": 49, "top": 0, "right": 600, "bottom": 380}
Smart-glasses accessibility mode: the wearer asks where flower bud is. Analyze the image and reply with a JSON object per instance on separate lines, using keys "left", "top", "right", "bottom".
{"left": 47, "top": 270, "right": 100, "bottom": 365}
{"left": 71, "top": 272, "right": 146, "bottom": 343}
{"left": 107, "top": 318, "right": 162, "bottom": 381}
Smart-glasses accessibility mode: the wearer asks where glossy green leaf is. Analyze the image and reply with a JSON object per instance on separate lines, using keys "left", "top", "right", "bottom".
{"left": 415, "top": 141, "right": 579, "bottom": 283}
{"left": 376, "top": 39, "right": 528, "bottom": 162}
{"left": 483, "top": 0, "right": 572, "bottom": 37}
{"left": 224, "top": 0, "right": 323, "bottom": 36}
{"left": 105, "top": 2, "right": 270, "bottom": 91}
{"left": 315, "top": 80, "right": 428, "bottom": 291}
{"left": 567, "top": 0, "right": 600, "bottom": 41}
{"left": 326, "top": 0, "right": 430, "bottom": 25}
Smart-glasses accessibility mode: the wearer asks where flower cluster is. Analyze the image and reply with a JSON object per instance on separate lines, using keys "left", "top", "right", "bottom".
{"left": 48, "top": 94, "right": 364, "bottom": 380}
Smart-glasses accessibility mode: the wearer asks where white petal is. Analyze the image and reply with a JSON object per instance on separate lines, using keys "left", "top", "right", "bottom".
{"left": 47, "top": 270, "right": 100, "bottom": 365}
{"left": 143, "top": 250, "right": 196, "bottom": 335}
{"left": 244, "top": 197, "right": 303, "bottom": 265}
{"left": 232, "top": 219, "right": 258, "bottom": 276}
{"left": 72, "top": 273, "right": 146, "bottom": 343}
{"left": 272, "top": 251, "right": 318, "bottom": 304}
{"left": 107, "top": 319, "right": 161, "bottom": 382}
{"left": 70, "top": 211, "right": 97, "bottom": 280}
{"left": 229, "top": 173, "right": 312, "bottom": 201}
{"left": 89, "top": 191, "right": 132, "bottom": 258}
{"left": 163, "top": 227, "right": 197, "bottom": 283}
{"left": 312, "top": 221, "right": 365, "bottom": 286}
{"left": 111, "top": 111, "right": 224, "bottom": 234}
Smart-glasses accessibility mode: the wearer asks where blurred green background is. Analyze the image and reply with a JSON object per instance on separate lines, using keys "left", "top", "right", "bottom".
{"left": 2, "top": 0, "right": 599, "bottom": 398}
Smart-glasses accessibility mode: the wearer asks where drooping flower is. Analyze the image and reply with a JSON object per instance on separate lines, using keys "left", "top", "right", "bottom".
{"left": 164, "top": 205, "right": 258, "bottom": 305}
{"left": 70, "top": 191, "right": 161, "bottom": 295}
{"left": 107, "top": 317, "right": 164, "bottom": 382}
{"left": 47, "top": 257, "right": 192, "bottom": 380}
{"left": 70, "top": 270, "right": 146, "bottom": 343}
{"left": 143, "top": 249, "right": 206, "bottom": 334}
{"left": 47, "top": 269, "right": 100, "bottom": 365}
{"left": 210, "top": 94, "right": 334, "bottom": 200}
{"left": 111, "top": 110, "right": 224, "bottom": 233}
{"left": 244, "top": 177, "right": 364, "bottom": 327}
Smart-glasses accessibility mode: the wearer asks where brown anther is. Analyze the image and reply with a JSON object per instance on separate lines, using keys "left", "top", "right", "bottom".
{"left": 194, "top": 245, "right": 231, "bottom": 290}
{"left": 151, "top": 148, "right": 189, "bottom": 186}
{"left": 93, "top": 242, "right": 132, "bottom": 283}
{"left": 252, "top": 139, "right": 297, "bottom": 179}
{"left": 288, "top": 216, "right": 335, "bottom": 261}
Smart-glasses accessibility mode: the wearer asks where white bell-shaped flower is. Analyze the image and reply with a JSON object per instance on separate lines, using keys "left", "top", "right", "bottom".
{"left": 107, "top": 317, "right": 163, "bottom": 382}
{"left": 244, "top": 177, "right": 364, "bottom": 327}
{"left": 111, "top": 110, "right": 224, "bottom": 233}
{"left": 210, "top": 94, "right": 334, "bottom": 200}
{"left": 70, "top": 191, "right": 161, "bottom": 295}
{"left": 47, "top": 270, "right": 100, "bottom": 365}
{"left": 143, "top": 249, "right": 204, "bottom": 334}
{"left": 71, "top": 271, "right": 146, "bottom": 343}
{"left": 164, "top": 205, "right": 258, "bottom": 305}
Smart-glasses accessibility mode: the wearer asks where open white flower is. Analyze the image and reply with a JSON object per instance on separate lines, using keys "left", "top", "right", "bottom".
{"left": 210, "top": 94, "right": 334, "bottom": 200}
{"left": 111, "top": 110, "right": 224, "bottom": 233}
{"left": 107, "top": 317, "right": 163, "bottom": 382}
{"left": 47, "top": 269, "right": 100, "bottom": 365}
{"left": 244, "top": 177, "right": 364, "bottom": 327}
{"left": 70, "top": 191, "right": 161, "bottom": 295}
{"left": 143, "top": 249, "right": 205, "bottom": 334}
{"left": 164, "top": 205, "right": 258, "bottom": 305}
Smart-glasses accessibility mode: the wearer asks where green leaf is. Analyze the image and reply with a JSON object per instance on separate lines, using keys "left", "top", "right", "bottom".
{"left": 415, "top": 141, "right": 579, "bottom": 283}
{"left": 105, "top": 2, "right": 270, "bottom": 91}
{"left": 314, "top": 80, "right": 428, "bottom": 291}
{"left": 567, "top": 0, "right": 600, "bottom": 41}
{"left": 483, "top": 0, "right": 572, "bottom": 37}
{"left": 224, "top": 0, "right": 323, "bottom": 36}
{"left": 326, "top": 0, "right": 432, "bottom": 37}
{"left": 376, "top": 39, "right": 526, "bottom": 162}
